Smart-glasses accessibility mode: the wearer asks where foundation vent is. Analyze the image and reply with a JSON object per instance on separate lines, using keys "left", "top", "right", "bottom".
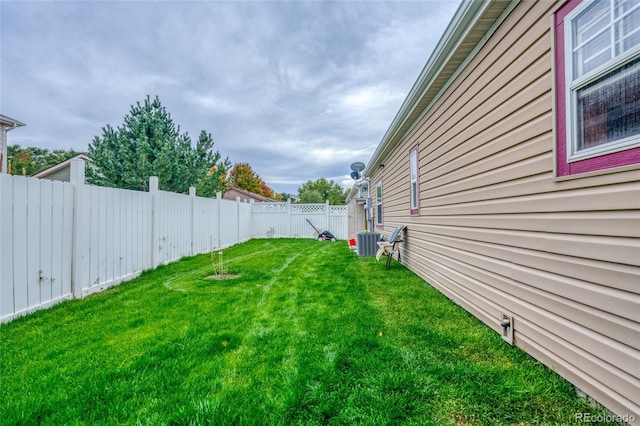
{"left": 501, "top": 312, "right": 514, "bottom": 345}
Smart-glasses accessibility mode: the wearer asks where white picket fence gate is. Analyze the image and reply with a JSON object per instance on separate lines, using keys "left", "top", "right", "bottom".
{"left": 0, "top": 159, "right": 347, "bottom": 323}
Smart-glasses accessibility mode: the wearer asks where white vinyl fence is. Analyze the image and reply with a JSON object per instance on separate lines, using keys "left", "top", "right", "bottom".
{"left": 1, "top": 177, "right": 75, "bottom": 321}
{"left": 251, "top": 202, "right": 348, "bottom": 240}
{"left": 0, "top": 159, "right": 347, "bottom": 323}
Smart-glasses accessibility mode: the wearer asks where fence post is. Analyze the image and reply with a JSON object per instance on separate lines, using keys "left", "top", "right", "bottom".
{"left": 326, "top": 200, "right": 330, "bottom": 231}
{"left": 0, "top": 174, "right": 14, "bottom": 319}
{"left": 287, "top": 199, "right": 292, "bottom": 237}
{"left": 236, "top": 197, "right": 241, "bottom": 244}
{"left": 189, "top": 187, "right": 196, "bottom": 256}
{"left": 216, "top": 191, "right": 222, "bottom": 249}
{"left": 70, "top": 159, "right": 89, "bottom": 299}
{"left": 150, "top": 177, "right": 160, "bottom": 268}
{"left": 249, "top": 199, "right": 255, "bottom": 238}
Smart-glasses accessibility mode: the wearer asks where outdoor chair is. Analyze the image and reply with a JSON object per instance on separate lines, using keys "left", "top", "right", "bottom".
{"left": 375, "top": 225, "right": 406, "bottom": 269}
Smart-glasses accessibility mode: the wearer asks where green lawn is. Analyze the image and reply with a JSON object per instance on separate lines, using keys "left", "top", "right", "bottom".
{"left": 0, "top": 239, "right": 614, "bottom": 425}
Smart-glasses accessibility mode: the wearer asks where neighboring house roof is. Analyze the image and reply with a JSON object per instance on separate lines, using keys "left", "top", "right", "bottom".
{"left": 348, "top": 0, "right": 514, "bottom": 201}
{"left": 1, "top": 115, "right": 26, "bottom": 174}
{"left": 0, "top": 114, "right": 26, "bottom": 128}
{"left": 33, "top": 154, "right": 91, "bottom": 182}
{"left": 223, "top": 187, "right": 276, "bottom": 202}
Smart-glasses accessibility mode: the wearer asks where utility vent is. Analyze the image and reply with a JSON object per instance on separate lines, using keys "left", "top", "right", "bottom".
{"left": 501, "top": 312, "right": 514, "bottom": 345}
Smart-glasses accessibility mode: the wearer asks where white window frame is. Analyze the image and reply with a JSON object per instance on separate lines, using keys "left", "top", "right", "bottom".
{"left": 564, "top": 0, "right": 640, "bottom": 162}
{"left": 409, "top": 145, "right": 419, "bottom": 214}
{"left": 375, "top": 179, "right": 383, "bottom": 227}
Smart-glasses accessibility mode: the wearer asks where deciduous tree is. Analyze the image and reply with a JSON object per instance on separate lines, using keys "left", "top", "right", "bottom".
{"left": 7, "top": 145, "right": 82, "bottom": 176}
{"left": 297, "top": 177, "right": 347, "bottom": 205}
{"left": 228, "top": 162, "right": 276, "bottom": 198}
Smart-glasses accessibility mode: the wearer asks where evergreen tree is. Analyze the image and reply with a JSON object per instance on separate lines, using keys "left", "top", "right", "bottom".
{"left": 192, "top": 131, "right": 231, "bottom": 197}
{"left": 86, "top": 95, "right": 227, "bottom": 194}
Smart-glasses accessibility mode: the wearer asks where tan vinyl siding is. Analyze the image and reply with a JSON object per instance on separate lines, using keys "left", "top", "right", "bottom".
{"left": 372, "top": 0, "right": 639, "bottom": 420}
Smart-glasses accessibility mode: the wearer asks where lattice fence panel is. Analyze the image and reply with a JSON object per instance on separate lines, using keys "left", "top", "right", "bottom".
{"left": 291, "top": 204, "right": 326, "bottom": 214}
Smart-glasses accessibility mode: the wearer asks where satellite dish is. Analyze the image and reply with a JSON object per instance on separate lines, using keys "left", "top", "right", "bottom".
{"left": 350, "top": 162, "right": 365, "bottom": 173}
{"left": 350, "top": 171, "right": 361, "bottom": 180}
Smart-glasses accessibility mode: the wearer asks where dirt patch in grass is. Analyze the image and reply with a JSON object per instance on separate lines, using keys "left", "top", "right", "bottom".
{"left": 205, "top": 274, "right": 240, "bottom": 280}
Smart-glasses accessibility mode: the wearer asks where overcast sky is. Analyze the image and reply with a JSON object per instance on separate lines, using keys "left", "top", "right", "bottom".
{"left": 1, "top": 0, "right": 460, "bottom": 195}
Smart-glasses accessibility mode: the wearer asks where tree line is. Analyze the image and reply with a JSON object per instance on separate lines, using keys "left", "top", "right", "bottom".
{"left": 6, "top": 146, "right": 82, "bottom": 177}
{"left": 7, "top": 95, "right": 347, "bottom": 204}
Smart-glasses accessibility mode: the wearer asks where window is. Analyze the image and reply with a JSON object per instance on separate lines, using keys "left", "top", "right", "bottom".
{"left": 375, "top": 179, "right": 383, "bottom": 227}
{"left": 409, "top": 145, "right": 420, "bottom": 215}
{"left": 555, "top": 0, "right": 640, "bottom": 176}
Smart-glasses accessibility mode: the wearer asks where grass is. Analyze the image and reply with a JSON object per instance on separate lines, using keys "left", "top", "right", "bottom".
{"left": 0, "top": 239, "right": 615, "bottom": 425}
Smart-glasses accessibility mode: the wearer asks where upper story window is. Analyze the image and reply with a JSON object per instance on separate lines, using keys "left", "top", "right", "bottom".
{"left": 409, "top": 145, "right": 420, "bottom": 215}
{"left": 555, "top": 0, "right": 640, "bottom": 176}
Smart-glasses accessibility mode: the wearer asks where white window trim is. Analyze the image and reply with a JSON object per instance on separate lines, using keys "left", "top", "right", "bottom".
{"left": 409, "top": 147, "right": 419, "bottom": 212}
{"left": 563, "top": 0, "right": 640, "bottom": 162}
{"left": 375, "top": 180, "right": 383, "bottom": 226}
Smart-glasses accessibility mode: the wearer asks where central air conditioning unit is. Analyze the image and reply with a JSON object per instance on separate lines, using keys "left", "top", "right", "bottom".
{"left": 358, "top": 182, "right": 369, "bottom": 198}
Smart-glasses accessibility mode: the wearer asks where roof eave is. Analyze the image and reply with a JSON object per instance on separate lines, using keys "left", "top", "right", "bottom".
{"left": 359, "top": 0, "right": 516, "bottom": 181}
{"left": 0, "top": 114, "right": 26, "bottom": 128}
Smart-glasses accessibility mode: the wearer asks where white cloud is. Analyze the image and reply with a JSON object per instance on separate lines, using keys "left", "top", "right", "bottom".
{"left": 1, "top": 0, "right": 461, "bottom": 194}
{"left": 185, "top": 93, "right": 244, "bottom": 116}
{"left": 339, "top": 84, "right": 404, "bottom": 110}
